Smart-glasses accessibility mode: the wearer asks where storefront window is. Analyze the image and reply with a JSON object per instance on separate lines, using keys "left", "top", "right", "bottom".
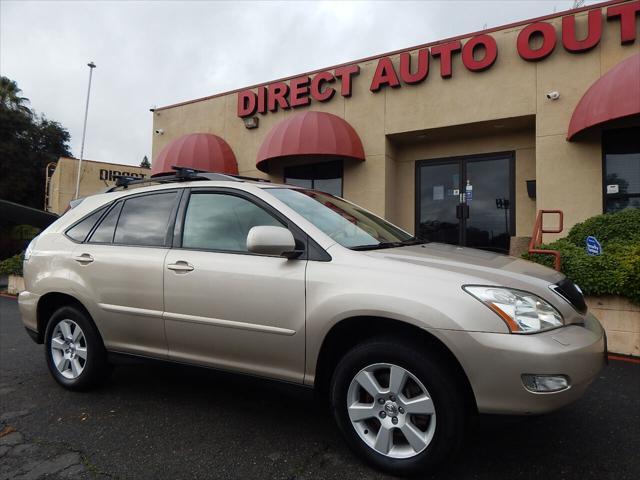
{"left": 603, "top": 128, "right": 640, "bottom": 213}
{"left": 284, "top": 160, "right": 343, "bottom": 196}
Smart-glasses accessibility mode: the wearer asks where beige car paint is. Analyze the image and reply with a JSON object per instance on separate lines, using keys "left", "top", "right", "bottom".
{"left": 163, "top": 248, "right": 306, "bottom": 383}
{"left": 19, "top": 179, "right": 606, "bottom": 415}
{"left": 69, "top": 243, "right": 170, "bottom": 358}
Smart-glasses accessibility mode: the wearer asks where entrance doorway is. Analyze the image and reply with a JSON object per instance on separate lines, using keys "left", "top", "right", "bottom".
{"left": 415, "top": 152, "right": 515, "bottom": 253}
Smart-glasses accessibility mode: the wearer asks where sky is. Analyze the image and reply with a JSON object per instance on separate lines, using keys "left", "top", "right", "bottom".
{"left": 1, "top": 0, "right": 592, "bottom": 167}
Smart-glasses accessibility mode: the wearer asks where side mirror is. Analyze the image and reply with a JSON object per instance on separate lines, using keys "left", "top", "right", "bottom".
{"left": 247, "top": 226, "right": 297, "bottom": 257}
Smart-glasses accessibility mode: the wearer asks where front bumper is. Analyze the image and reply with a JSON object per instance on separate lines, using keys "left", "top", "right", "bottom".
{"left": 18, "top": 290, "right": 41, "bottom": 343}
{"left": 437, "top": 312, "right": 606, "bottom": 415}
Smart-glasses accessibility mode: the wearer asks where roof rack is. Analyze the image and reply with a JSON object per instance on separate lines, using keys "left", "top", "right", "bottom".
{"left": 105, "top": 166, "right": 270, "bottom": 192}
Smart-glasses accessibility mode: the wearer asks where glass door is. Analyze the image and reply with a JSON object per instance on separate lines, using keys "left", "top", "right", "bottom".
{"left": 464, "top": 156, "right": 513, "bottom": 252}
{"left": 417, "top": 161, "right": 461, "bottom": 246}
{"left": 416, "top": 153, "right": 514, "bottom": 253}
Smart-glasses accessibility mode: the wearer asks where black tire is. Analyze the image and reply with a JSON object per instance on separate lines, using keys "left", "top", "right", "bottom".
{"left": 44, "top": 305, "right": 111, "bottom": 390}
{"left": 330, "top": 337, "right": 468, "bottom": 476}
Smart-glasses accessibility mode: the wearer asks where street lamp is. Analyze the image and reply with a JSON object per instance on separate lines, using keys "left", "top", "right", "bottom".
{"left": 74, "top": 61, "right": 97, "bottom": 199}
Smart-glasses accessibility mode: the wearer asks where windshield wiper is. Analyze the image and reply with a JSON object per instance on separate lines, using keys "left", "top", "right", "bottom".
{"left": 350, "top": 237, "right": 426, "bottom": 251}
{"left": 399, "top": 236, "right": 425, "bottom": 246}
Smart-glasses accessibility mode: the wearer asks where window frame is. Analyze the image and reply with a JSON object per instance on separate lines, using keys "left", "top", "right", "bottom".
{"left": 64, "top": 204, "right": 110, "bottom": 244}
{"left": 173, "top": 187, "right": 330, "bottom": 261}
{"left": 84, "top": 189, "right": 183, "bottom": 248}
{"left": 602, "top": 127, "right": 640, "bottom": 213}
{"left": 86, "top": 201, "right": 123, "bottom": 245}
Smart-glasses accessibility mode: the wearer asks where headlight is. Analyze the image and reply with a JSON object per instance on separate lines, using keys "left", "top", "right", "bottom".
{"left": 463, "top": 286, "right": 563, "bottom": 333}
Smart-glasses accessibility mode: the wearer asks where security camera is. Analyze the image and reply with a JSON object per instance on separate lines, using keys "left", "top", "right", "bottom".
{"left": 154, "top": 128, "right": 164, "bottom": 135}
{"left": 546, "top": 91, "right": 560, "bottom": 100}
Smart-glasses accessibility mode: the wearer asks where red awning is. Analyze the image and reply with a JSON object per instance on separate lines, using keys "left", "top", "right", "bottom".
{"left": 567, "top": 53, "right": 640, "bottom": 140}
{"left": 152, "top": 133, "right": 238, "bottom": 177}
{"left": 256, "top": 111, "right": 365, "bottom": 172}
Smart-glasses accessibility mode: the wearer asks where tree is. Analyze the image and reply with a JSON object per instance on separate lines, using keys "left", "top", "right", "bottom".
{"left": 0, "top": 76, "right": 71, "bottom": 209}
{"left": 0, "top": 76, "right": 32, "bottom": 115}
{"left": 140, "top": 155, "right": 151, "bottom": 169}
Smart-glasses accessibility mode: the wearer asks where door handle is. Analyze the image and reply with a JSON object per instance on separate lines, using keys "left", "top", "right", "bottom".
{"left": 73, "top": 253, "right": 94, "bottom": 264}
{"left": 167, "top": 261, "right": 194, "bottom": 273}
{"left": 456, "top": 204, "right": 470, "bottom": 220}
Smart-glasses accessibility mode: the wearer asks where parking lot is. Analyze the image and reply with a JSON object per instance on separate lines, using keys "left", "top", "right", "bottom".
{"left": 1, "top": 295, "right": 639, "bottom": 479}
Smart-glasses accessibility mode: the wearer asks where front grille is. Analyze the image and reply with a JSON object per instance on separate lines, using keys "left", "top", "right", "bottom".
{"left": 550, "top": 278, "right": 588, "bottom": 315}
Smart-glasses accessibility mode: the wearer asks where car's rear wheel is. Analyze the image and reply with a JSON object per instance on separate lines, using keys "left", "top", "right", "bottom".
{"left": 330, "top": 337, "right": 468, "bottom": 476}
{"left": 44, "top": 305, "right": 110, "bottom": 390}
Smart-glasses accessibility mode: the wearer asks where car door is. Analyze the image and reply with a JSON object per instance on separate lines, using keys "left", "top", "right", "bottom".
{"left": 69, "top": 190, "right": 180, "bottom": 358}
{"left": 163, "top": 188, "right": 307, "bottom": 383}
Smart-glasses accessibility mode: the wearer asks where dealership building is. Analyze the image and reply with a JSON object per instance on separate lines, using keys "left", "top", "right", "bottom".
{"left": 149, "top": 0, "right": 639, "bottom": 254}
{"left": 49, "top": 1, "right": 638, "bottom": 254}
{"left": 46, "top": 157, "right": 150, "bottom": 214}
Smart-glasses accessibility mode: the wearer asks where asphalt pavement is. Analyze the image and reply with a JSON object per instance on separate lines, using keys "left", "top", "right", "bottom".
{"left": 1, "top": 295, "right": 639, "bottom": 480}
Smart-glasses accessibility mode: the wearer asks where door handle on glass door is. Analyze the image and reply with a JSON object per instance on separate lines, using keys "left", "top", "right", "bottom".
{"left": 73, "top": 253, "right": 94, "bottom": 264}
{"left": 167, "top": 261, "right": 194, "bottom": 273}
{"left": 456, "top": 204, "right": 470, "bottom": 219}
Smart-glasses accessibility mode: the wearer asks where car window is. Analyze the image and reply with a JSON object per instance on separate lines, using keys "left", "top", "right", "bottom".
{"left": 66, "top": 206, "right": 107, "bottom": 242}
{"left": 182, "top": 193, "right": 283, "bottom": 252}
{"left": 89, "top": 202, "right": 122, "bottom": 244}
{"left": 113, "top": 192, "right": 177, "bottom": 246}
{"left": 269, "top": 188, "right": 412, "bottom": 248}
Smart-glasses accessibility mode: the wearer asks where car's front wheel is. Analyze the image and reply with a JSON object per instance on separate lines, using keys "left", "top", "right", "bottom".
{"left": 330, "top": 337, "right": 468, "bottom": 476}
{"left": 44, "top": 305, "right": 110, "bottom": 390}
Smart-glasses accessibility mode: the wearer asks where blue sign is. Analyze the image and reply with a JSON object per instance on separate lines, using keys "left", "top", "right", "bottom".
{"left": 586, "top": 236, "right": 602, "bottom": 256}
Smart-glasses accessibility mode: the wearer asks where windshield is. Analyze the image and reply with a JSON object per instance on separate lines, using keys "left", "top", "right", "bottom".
{"left": 269, "top": 188, "right": 416, "bottom": 249}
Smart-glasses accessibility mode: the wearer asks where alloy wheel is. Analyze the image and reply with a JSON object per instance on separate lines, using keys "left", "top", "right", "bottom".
{"left": 50, "top": 319, "right": 87, "bottom": 379}
{"left": 347, "top": 363, "right": 437, "bottom": 459}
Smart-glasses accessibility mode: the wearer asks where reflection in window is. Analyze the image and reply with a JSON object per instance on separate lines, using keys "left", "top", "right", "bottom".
{"left": 182, "top": 193, "right": 283, "bottom": 252}
{"left": 89, "top": 203, "right": 122, "bottom": 244}
{"left": 284, "top": 160, "right": 343, "bottom": 196}
{"left": 604, "top": 128, "right": 640, "bottom": 213}
{"left": 66, "top": 206, "right": 106, "bottom": 242}
{"left": 269, "top": 188, "right": 411, "bottom": 248}
{"left": 113, "top": 192, "right": 177, "bottom": 246}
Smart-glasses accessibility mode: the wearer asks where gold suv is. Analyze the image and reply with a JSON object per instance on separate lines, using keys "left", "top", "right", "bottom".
{"left": 19, "top": 170, "right": 606, "bottom": 475}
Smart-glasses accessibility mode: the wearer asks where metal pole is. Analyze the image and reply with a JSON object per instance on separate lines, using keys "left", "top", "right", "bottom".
{"left": 74, "top": 61, "right": 96, "bottom": 199}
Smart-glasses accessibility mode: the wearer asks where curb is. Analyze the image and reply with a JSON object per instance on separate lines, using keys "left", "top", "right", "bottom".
{"left": 608, "top": 354, "right": 640, "bottom": 364}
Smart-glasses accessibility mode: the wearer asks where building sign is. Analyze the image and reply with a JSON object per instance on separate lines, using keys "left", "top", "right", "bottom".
{"left": 237, "top": 1, "right": 639, "bottom": 118}
{"left": 99, "top": 169, "right": 147, "bottom": 182}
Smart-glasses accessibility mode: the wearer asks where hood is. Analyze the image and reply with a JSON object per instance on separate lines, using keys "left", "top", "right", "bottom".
{"left": 364, "top": 242, "right": 564, "bottom": 285}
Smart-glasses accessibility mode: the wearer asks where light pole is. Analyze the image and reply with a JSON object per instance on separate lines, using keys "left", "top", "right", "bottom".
{"left": 74, "top": 61, "right": 97, "bottom": 199}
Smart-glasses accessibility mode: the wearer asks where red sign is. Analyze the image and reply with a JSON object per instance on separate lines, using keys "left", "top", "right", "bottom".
{"left": 238, "top": 65, "right": 360, "bottom": 117}
{"left": 237, "top": 2, "right": 639, "bottom": 118}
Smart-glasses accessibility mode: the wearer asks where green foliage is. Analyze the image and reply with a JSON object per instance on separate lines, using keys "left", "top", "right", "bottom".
{"left": 566, "top": 208, "right": 640, "bottom": 247}
{"left": 0, "top": 253, "right": 23, "bottom": 276}
{"left": 140, "top": 155, "right": 151, "bottom": 169}
{"left": 0, "top": 75, "right": 72, "bottom": 209}
{"left": 0, "top": 77, "right": 31, "bottom": 114}
{"left": 10, "top": 224, "right": 40, "bottom": 240}
{"left": 523, "top": 209, "right": 640, "bottom": 304}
